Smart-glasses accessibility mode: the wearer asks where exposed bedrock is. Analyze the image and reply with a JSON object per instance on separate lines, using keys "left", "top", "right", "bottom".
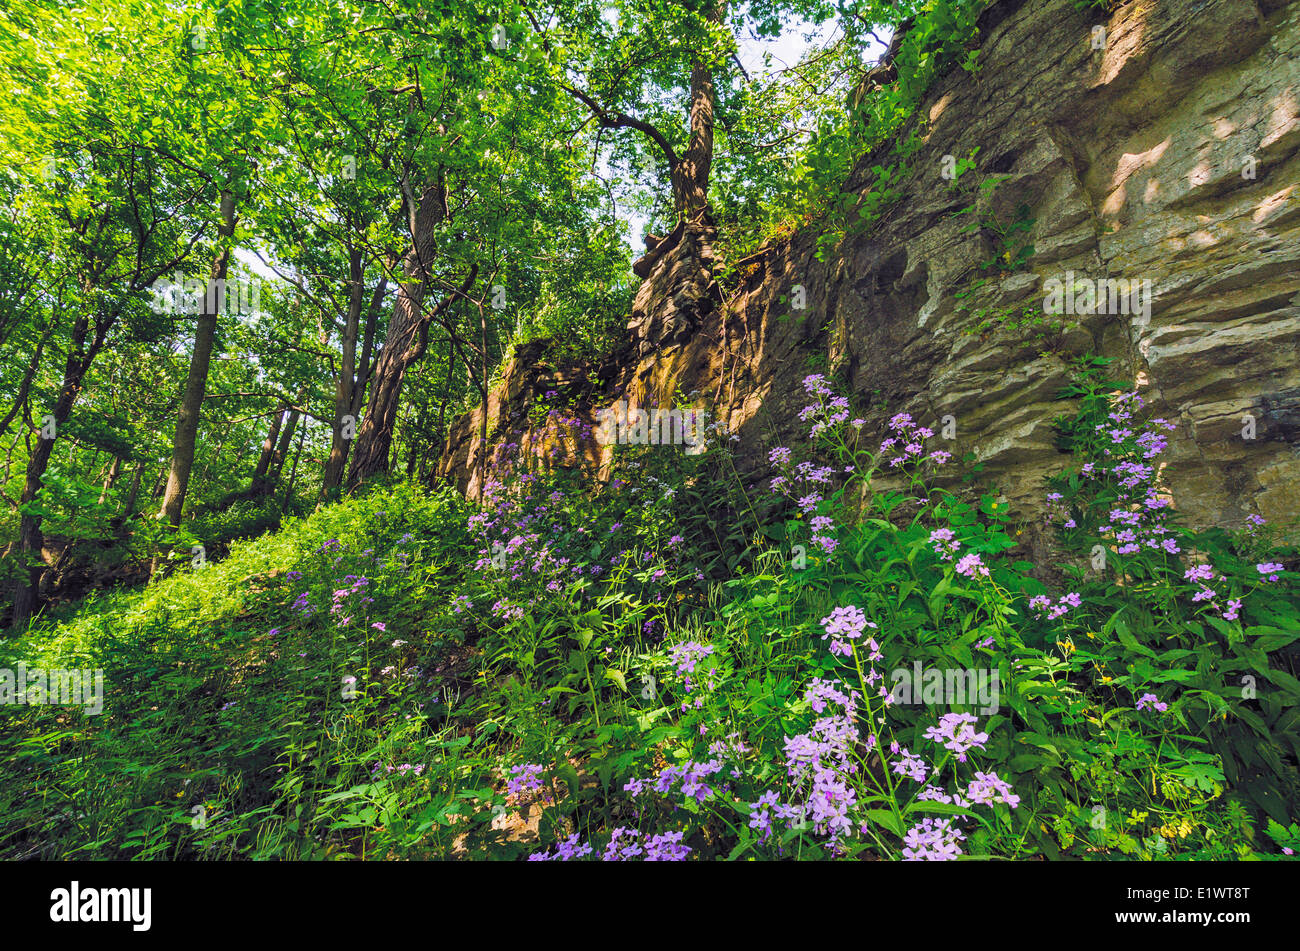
{"left": 439, "top": 0, "right": 1300, "bottom": 533}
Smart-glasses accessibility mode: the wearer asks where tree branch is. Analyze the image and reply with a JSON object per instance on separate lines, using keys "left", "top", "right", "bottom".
{"left": 558, "top": 81, "right": 680, "bottom": 169}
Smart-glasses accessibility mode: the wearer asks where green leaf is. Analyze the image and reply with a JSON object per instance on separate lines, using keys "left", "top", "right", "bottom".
{"left": 860, "top": 809, "right": 904, "bottom": 837}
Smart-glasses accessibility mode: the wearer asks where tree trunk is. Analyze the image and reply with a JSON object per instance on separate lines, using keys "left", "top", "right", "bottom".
{"left": 10, "top": 309, "right": 104, "bottom": 630}
{"left": 270, "top": 410, "right": 300, "bottom": 482}
{"left": 12, "top": 429, "right": 62, "bottom": 629}
{"left": 353, "top": 270, "right": 386, "bottom": 419}
{"left": 282, "top": 423, "right": 306, "bottom": 514}
{"left": 324, "top": 270, "right": 388, "bottom": 498}
{"left": 114, "top": 459, "right": 148, "bottom": 532}
{"left": 322, "top": 246, "right": 367, "bottom": 497}
{"left": 158, "top": 190, "right": 238, "bottom": 528}
{"left": 346, "top": 176, "right": 448, "bottom": 491}
{"left": 249, "top": 407, "right": 284, "bottom": 496}
{"left": 628, "top": 1, "right": 724, "bottom": 359}
{"left": 671, "top": 51, "right": 717, "bottom": 221}
{"left": 98, "top": 455, "right": 122, "bottom": 506}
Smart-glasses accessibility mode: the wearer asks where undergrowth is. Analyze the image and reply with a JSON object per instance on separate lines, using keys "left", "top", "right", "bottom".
{"left": 2, "top": 362, "right": 1297, "bottom": 861}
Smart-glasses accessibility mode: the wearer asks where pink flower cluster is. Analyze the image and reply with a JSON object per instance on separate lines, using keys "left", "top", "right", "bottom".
{"left": 1028, "top": 591, "right": 1082, "bottom": 621}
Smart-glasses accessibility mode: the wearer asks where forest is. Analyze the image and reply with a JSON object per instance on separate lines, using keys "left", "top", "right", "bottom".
{"left": 1, "top": 0, "right": 1299, "bottom": 865}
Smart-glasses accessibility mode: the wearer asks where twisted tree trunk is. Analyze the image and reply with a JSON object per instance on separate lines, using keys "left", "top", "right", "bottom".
{"left": 347, "top": 174, "right": 474, "bottom": 491}
{"left": 628, "top": 1, "right": 725, "bottom": 358}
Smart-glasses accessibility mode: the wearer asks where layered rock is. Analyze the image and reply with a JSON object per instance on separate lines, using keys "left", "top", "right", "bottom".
{"left": 439, "top": 0, "right": 1300, "bottom": 531}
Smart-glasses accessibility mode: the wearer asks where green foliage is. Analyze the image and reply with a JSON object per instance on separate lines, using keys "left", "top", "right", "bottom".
{"left": 955, "top": 290, "right": 1057, "bottom": 344}
{"left": 955, "top": 175, "right": 1036, "bottom": 273}
{"left": 1044, "top": 359, "right": 1300, "bottom": 826}
{"left": 5, "top": 358, "right": 1296, "bottom": 861}
{"left": 796, "top": 0, "right": 986, "bottom": 263}
{"left": 945, "top": 147, "right": 980, "bottom": 191}
{"left": 949, "top": 174, "right": 1052, "bottom": 344}
{"left": 2, "top": 0, "right": 1295, "bottom": 865}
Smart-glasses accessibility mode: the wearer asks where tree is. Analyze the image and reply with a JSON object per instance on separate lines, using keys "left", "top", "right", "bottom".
{"left": 534, "top": 0, "right": 845, "bottom": 356}
{"left": 158, "top": 189, "right": 242, "bottom": 529}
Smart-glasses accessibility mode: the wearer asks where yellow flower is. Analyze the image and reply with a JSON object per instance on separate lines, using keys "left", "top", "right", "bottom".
{"left": 1157, "top": 819, "right": 1194, "bottom": 840}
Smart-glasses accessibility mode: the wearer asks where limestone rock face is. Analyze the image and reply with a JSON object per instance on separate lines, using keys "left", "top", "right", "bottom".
{"left": 439, "top": 0, "right": 1300, "bottom": 531}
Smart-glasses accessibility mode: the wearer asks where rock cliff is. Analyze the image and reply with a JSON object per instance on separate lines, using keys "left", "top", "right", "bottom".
{"left": 438, "top": 0, "right": 1300, "bottom": 531}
